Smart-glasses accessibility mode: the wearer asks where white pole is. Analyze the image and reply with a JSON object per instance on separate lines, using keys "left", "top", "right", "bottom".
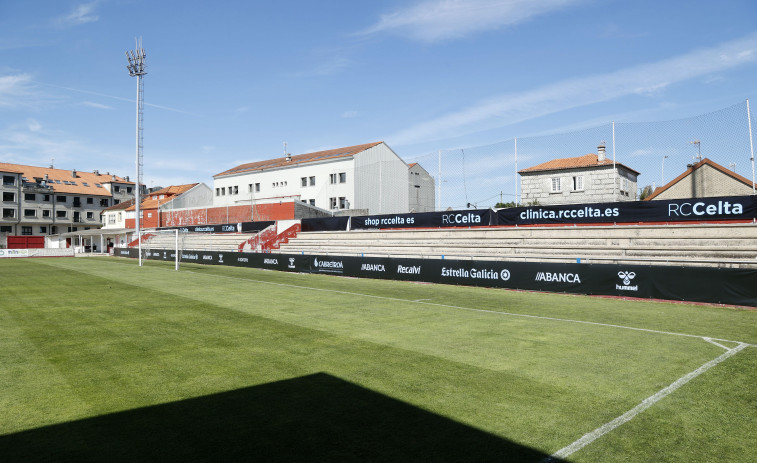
{"left": 514, "top": 137, "right": 518, "bottom": 205}
{"left": 612, "top": 121, "right": 617, "bottom": 201}
{"left": 136, "top": 73, "right": 142, "bottom": 266}
{"left": 747, "top": 99, "right": 755, "bottom": 195}
{"left": 437, "top": 150, "right": 442, "bottom": 211}
{"left": 175, "top": 229, "right": 179, "bottom": 271}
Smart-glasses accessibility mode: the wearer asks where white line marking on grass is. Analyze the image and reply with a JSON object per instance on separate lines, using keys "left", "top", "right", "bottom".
{"left": 703, "top": 337, "right": 732, "bottom": 351}
{"left": 541, "top": 342, "right": 750, "bottom": 462}
{"left": 178, "top": 269, "right": 753, "bottom": 347}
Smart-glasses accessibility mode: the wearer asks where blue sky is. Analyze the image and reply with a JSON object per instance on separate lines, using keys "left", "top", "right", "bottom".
{"left": 2, "top": 0, "right": 757, "bottom": 192}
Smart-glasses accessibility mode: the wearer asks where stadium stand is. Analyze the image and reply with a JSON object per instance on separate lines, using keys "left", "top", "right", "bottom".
{"left": 139, "top": 232, "right": 261, "bottom": 252}
{"left": 276, "top": 223, "right": 757, "bottom": 268}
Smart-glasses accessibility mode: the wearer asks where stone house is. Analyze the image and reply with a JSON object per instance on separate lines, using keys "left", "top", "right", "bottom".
{"left": 519, "top": 145, "right": 640, "bottom": 205}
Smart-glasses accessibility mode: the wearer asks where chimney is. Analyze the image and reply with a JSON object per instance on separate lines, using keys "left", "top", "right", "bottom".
{"left": 94, "top": 169, "right": 99, "bottom": 175}
{"left": 284, "top": 141, "right": 291, "bottom": 162}
{"left": 597, "top": 143, "right": 606, "bottom": 163}
{"left": 112, "top": 174, "right": 117, "bottom": 181}
{"left": 72, "top": 169, "right": 77, "bottom": 178}
{"left": 125, "top": 176, "right": 130, "bottom": 181}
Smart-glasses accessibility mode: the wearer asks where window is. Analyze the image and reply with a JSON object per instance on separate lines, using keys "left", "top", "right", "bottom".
{"left": 216, "top": 188, "right": 220, "bottom": 196}
{"left": 108, "top": 215, "right": 116, "bottom": 225}
{"left": 82, "top": 182, "right": 89, "bottom": 187}
{"left": 21, "top": 226, "right": 32, "bottom": 236}
{"left": 24, "top": 209, "right": 36, "bottom": 217}
{"left": 114, "top": 186, "right": 120, "bottom": 193}
{"left": 57, "top": 210, "right": 67, "bottom": 218}
{"left": 43, "top": 194, "right": 50, "bottom": 202}
{"left": 51, "top": 226, "right": 57, "bottom": 234}
{"left": 2, "top": 192, "right": 14, "bottom": 202}
{"left": 255, "top": 183, "right": 260, "bottom": 192}
{"left": 126, "top": 187, "right": 132, "bottom": 194}
{"left": 114, "top": 199, "right": 120, "bottom": 205}
{"left": 330, "top": 173, "right": 337, "bottom": 184}
{"left": 301, "top": 177, "right": 307, "bottom": 187}
{"left": 0, "top": 225, "right": 12, "bottom": 233}
{"left": 2, "top": 208, "right": 14, "bottom": 218}
{"left": 550, "top": 177, "right": 561, "bottom": 193}
{"left": 233, "top": 185, "right": 239, "bottom": 195}
{"left": 339, "top": 172, "right": 346, "bottom": 183}
{"left": 309, "top": 199, "right": 315, "bottom": 206}
{"left": 39, "top": 226, "right": 47, "bottom": 234}
{"left": 24, "top": 193, "right": 36, "bottom": 201}
{"left": 56, "top": 195, "right": 66, "bottom": 203}
{"left": 100, "top": 198, "right": 109, "bottom": 207}
{"left": 329, "top": 197, "right": 337, "bottom": 209}
{"left": 147, "top": 212, "right": 153, "bottom": 218}
{"left": 2, "top": 175, "right": 15, "bottom": 186}
{"left": 221, "top": 187, "right": 226, "bottom": 196}
{"left": 572, "top": 176, "right": 584, "bottom": 191}
{"left": 309, "top": 176, "right": 315, "bottom": 186}
{"left": 117, "top": 212, "right": 122, "bottom": 221}
{"left": 42, "top": 210, "right": 51, "bottom": 217}
{"left": 86, "top": 212, "right": 94, "bottom": 220}
{"left": 339, "top": 197, "right": 347, "bottom": 209}
{"left": 87, "top": 197, "right": 94, "bottom": 204}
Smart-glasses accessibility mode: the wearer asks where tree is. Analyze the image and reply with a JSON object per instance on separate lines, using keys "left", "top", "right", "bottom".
{"left": 639, "top": 185, "right": 654, "bottom": 200}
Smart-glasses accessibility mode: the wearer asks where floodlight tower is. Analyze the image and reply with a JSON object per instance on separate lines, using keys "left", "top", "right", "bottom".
{"left": 126, "top": 39, "right": 146, "bottom": 266}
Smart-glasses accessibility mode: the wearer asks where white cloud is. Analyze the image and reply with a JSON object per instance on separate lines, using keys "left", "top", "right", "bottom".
{"left": 341, "top": 110, "right": 358, "bottom": 118}
{"left": 27, "top": 119, "right": 42, "bottom": 132}
{"left": 388, "top": 32, "right": 757, "bottom": 145}
{"left": 81, "top": 101, "right": 113, "bottom": 110}
{"left": 59, "top": 2, "right": 100, "bottom": 26}
{"left": 360, "top": 0, "right": 586, "bottom": 42}
{"left": 0, "top": 73, "right": 36, "bottom": 108}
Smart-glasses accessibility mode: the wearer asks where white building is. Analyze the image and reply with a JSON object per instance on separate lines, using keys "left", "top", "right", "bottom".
{"left": 213, "top": 142, "right": 411, "bottom": 215}
{"left": 408, "top": 163, "right": 435, "bottom": 212}
{"left": 519, "top": 145, "right": 640, "bottom": 205}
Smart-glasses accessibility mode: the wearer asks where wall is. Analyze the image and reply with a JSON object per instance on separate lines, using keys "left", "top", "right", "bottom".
{"left": 408, "top": 164, "right": 435, "bottom": 212}
{"left": 353, "top": 143, "right": 409, "bottom": 214}
{"left": 159, "top": 202, "right": 296, "bottom": 227}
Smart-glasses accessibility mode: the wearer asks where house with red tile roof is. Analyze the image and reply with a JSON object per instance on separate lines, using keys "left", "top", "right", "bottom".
{"left": 0, "top": 162, "right": 135, "bottom": 236}
{"left": 213, "top": 142, "right": 411, "bottom": 215}
{"left": 120, "top": 183, "right": 212, "bottom": 229}
{"left": 644, "top": 158, "right": 756, "bottom": 200}
{"left": 518, "top": 144, "right": 640, "bottom": 205}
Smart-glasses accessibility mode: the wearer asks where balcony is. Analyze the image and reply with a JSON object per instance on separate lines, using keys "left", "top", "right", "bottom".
{"left": 22, "top": 183, "right": 54, "bottom": 194}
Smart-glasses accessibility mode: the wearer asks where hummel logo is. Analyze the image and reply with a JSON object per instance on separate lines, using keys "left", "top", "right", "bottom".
{"left": 618, "top": 271, "right": 636, "bottom": 285}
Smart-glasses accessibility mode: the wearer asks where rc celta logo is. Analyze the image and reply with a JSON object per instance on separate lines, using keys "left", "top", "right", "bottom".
{"left": 288, "top": 258, "right": 296, "bottom": 269}
{"left": 616, "top": 271, "right": 638, "bottom": 291}
{"left": 218, "top": 254, "right": 224, "bottom": 263}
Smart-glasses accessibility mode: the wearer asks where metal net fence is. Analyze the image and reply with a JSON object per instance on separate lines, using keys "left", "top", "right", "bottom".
{"left": 403, "top": 100, "right": 756, "bottom": 211}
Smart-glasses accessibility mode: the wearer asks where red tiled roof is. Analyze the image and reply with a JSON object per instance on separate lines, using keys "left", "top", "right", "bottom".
{"left": 519, "top": 153, "right": 640, "bottom": 175}
{"left": 214, "top": 142, "right": 384, "bottom": 177}
{"left": 102, "top": 198, "right": 136, "bottom": 212}
{"left": 644, "top": 158, "right": 756, "bottom": 200}
{"left": 0, "top": 162, "right": 133, "bottom": 196}
{"left": 126, "top": 183, "right": 198, "bottom": 211}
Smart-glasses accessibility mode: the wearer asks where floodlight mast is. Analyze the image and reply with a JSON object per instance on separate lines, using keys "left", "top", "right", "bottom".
{"left": 126, "top": 39, "right": 146, "bottom": 266}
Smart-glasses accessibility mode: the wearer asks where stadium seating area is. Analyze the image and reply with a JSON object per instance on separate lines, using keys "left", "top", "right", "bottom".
{"left": 141, "top": 232, "right": 261, "bottom": 252}
{"left": 276, "top": 223, "right": 757, "bottom": 268}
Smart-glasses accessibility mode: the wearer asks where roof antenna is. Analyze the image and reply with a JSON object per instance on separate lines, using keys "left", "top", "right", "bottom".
{"left": 50, "top": 157, "right": 54, "bottom": 169}
{"left": 284, "top": 141, "right": 291, "bottom": 162}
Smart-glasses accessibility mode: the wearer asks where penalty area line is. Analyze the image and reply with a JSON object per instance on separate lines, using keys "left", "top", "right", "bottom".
{"left": 542, "top": 342, "right": 750, "bottom": 462}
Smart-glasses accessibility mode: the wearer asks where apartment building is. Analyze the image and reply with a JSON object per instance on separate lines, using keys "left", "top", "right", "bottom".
{"left": 0, "top": 163, "right": 135, "bottom": 236}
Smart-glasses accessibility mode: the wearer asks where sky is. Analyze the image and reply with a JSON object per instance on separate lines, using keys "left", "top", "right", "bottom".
{"left": 1, "top": 0, "right": 757, "bottom": 193}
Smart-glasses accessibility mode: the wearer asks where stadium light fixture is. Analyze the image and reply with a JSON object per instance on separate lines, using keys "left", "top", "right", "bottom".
{"left": 126, "top": 38, "right": 146, "bottom": 266}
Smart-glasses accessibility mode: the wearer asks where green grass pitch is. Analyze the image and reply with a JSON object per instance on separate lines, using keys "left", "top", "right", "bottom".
{"left": 1, "top": 256, "right": 755, "bottom": 462}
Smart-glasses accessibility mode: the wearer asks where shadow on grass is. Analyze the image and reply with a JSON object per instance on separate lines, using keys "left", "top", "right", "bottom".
{"left": 1, "top": 373, "right": 559, "bottom": 462}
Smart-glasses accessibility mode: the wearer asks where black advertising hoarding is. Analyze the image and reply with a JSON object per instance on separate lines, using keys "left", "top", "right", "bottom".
{"left": 160, "top": 221, "right": 275, "bottom": 234}
{"left": 116, "top": 248, "right": 757, "bottom": 307}
{"left": 301, "top": 216, "right": 350, "bottom": 232}
{"left": 496, "top": 195, "right": 757, "bottom": 226}
{"left": 350, "top": 209, "right": 494, "bottom": 230}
